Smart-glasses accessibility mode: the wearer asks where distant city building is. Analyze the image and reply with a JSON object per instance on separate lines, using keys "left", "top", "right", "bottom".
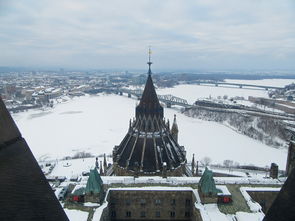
{"left": 112, "top": 51, "right": 187, "bottom": 176}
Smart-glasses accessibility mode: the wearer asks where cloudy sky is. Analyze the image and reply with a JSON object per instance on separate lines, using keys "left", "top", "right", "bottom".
{"left": 0, "top": 0, "right": 295, "bottom": 70}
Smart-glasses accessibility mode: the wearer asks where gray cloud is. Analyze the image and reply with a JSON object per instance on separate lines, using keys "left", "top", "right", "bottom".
{"left": 0, "top": 0, "right": 295, "bottom": 70}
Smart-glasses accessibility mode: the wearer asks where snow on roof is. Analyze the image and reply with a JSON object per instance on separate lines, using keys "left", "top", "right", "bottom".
{"left": 92, "top": 202, "right": 108, "bottom": 221}
{"left": 216, "top": 185, "right": 231, "bottom": 196}
{"left": 100, "top": 175, "right": 283, "bottom": 186}
{"left": 202, "top": 204, "right": 230, "bottom": 221}
{"left": 64, "top": 209, "right": 88, "bottom": 221}
{"left": 235, "top": 212, "right": 264, "bottom": 221}
{"left": 71, "top": 184, "right": 86, "bottom": 195}
{"left": 240, "top": 187, "right": 280, "bottom": 213}
{"left": 108, "top": 186, "right": 194, "bottom": 191}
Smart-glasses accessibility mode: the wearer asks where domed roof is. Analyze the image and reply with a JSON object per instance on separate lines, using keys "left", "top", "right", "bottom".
{"left": 113, "top": 53, "right": 187, "bottom": 176}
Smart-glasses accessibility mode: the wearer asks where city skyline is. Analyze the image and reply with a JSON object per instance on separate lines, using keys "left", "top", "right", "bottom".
{"left": 1, "top": 0, "right": 295, "bottom": 70}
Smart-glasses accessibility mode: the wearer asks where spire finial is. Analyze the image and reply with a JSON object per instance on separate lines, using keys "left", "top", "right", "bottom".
{"left": 147, "top": 46, "right": 152, "bottom": 75}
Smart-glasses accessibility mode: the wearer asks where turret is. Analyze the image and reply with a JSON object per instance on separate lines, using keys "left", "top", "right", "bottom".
{"left": 191, "top": 154, "right": 195, "bottom": 175}
{"left": 286, "top": 135, "right": 295, "bottom": 176}
{"left": 95, "top": 157, "right": 99, "bottom": 169}
{"left": 100, "top": 161, "right": 103, "bottom": 175}
{"left": 171, "top": 114, "right": 179, "bottom": 143}
{"left": 103, "top": 153, "right": 107, "bottom": 173}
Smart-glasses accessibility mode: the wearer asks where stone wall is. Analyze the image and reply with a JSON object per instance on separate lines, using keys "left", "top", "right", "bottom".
{"left": 107, "top": 190, "right": 201, "bottom": 221}
{"left": 247, "top": 191, "right": 279, "bottom": 213}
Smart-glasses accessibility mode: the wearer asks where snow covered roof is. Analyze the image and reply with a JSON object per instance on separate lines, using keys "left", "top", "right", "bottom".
{"left": 108, "top": 186, "right": 194, "bottom": 191}
{"left": 216, "top": 185, "right": 231, "bottom": 196}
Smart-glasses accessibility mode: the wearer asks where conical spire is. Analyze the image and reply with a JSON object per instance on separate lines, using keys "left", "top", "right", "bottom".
{"left": 172, "top": 114, "right": 179, "bottom": 132}
{"left": 135, "top": 48, "right": 163, "bottom": 118}
{"left": 171, "top": 114, "right": 179, "bottom": 142}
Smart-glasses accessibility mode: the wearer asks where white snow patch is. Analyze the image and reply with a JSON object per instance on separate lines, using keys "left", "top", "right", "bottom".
{"left": 64, "top": 208, "right": 88, "bottom": 221}
{"left": 84, "top": 202, "right": 100, "bottom": 207}
{"left": 92, "top": 202, "right": 108, "bottom": 221}
{"left": 235, "top": 212, "right": 264, "bottom": 221}
{"left": 202, "top": 204, "right": 231, "bottom": 221}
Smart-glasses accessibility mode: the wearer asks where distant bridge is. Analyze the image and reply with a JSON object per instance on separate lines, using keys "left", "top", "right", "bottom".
{"left": 194, "top": 81, "right": 284, "bottom": 90}
{"left": 117, "top": 88, "right": 190, "bottom": 107}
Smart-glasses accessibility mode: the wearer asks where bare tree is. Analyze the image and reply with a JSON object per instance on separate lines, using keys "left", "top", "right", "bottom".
{"left": 201, "top": 156, "right": 212, "bottom": 167}
{"left": 223, "top": 160, "right": 234, "bottom": 168}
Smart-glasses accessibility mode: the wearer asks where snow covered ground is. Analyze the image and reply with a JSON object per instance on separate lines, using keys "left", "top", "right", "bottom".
{"left": 157, "top": 83, "right": 270, "bottom": 104}
{"left": 64, "top": 208, "right": 88, "bottom": 221}
{"left": 12, "top": 82, "right": 288, "bottom": 168}
{"left": 225, "top": 79, "right": 295, "bottom": 88}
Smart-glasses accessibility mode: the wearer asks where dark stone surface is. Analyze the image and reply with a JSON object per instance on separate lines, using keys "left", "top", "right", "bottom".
{"left": 0, "top": 97, "right": 68, "bottom": 221}
{"left": 136, "top": 73, "right": 163, "bottom": 119}
{"left": 248, "top": 191, "right": 278, "bottom": 213}
{"left": 0, "top": 97, "right": 21, "bottom": 144}
{"left": 263, "top": 168, "right": 295, "bottom": 221}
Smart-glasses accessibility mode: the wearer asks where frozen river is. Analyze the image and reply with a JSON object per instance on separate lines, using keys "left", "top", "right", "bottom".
{"left": 12, "top": 80, "right": 293, "bottom": 168}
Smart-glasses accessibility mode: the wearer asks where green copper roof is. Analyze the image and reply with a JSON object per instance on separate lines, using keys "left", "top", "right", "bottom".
{"left": 72, "top": 187, "right": 85, "bottom": 196}
{"left": 85, "top": 169, "right": 103, "bottom": 194}
{"left": 198, "top": 167, "right": 221, "bottom": 195}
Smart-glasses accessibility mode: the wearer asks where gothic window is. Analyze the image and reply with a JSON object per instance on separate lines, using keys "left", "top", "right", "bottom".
{"left": 111, "top": 211, "right": 116, "bottom": 217}
{"left": 170, "top": 211, "right": 175, "bottom": 217}
{"left": 140, "top": 199, "right": 146, "bottom": 206}
{"left": 126, "top": 211, "right": 131, "bottom": 217}
{"left": 155, "top": 199, "right": 161, "bottom": 205}
{"left": 185, "top": 211, "right": 190, "bottom": 217}
{"left": 140, "top": 211, "right": 146, "bottom": 217}
{"left": 185, "top": 199, "right": 191, "bottom": 206}
{"left": 125, "top": 199, "right": 131, "bottom": 206}
{"left": 155, "top": 211, "right": 160, "bottom": 217}
{"left": 171, "top": 199, "right": 176, "bottom": 206}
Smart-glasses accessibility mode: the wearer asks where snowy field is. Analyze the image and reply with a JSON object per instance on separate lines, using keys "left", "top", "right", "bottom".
{"left": 225, "top": 78, "right": 295, "bottom": 88}
{"left": 12, "top": 82, "right": 288, "bottom": 168}
{"left": 157, "top": 78, "right": 295, "bottom": 104}
{"left": 157, "top": 84, "right": 269, "bottom": 104}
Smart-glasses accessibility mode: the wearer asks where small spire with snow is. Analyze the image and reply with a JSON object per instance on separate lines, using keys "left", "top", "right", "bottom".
{"left": 192, "top": 154, "right": 195, "bottom": 175}
{"left": 103, "top": 153, "right": 107, "bottom": 173}
{"left": 171, "top": 114, "right": 179, "bottom": 142}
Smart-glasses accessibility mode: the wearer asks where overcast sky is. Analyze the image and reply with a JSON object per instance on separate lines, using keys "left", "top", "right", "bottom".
{"left": 0, "top": 0, "right": 295, "bottom": 71}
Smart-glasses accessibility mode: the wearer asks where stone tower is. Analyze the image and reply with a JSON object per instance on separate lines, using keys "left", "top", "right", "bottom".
{"left": 112, "top": 49, "right": 187, "bottom": 176}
